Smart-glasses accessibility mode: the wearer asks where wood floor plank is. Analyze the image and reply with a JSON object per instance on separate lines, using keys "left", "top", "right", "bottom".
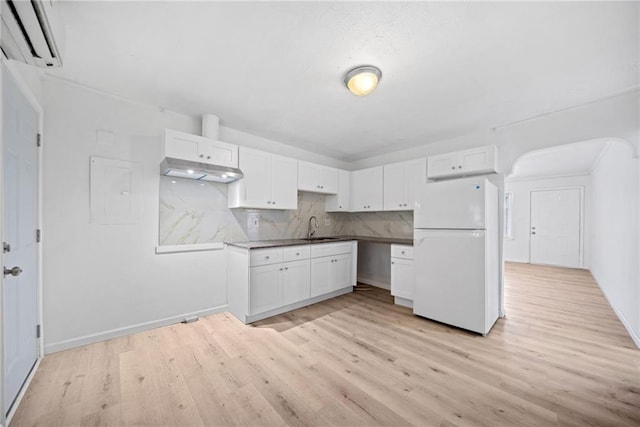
{"left": 11, "top": 262, "right": 640, "bottom": 426}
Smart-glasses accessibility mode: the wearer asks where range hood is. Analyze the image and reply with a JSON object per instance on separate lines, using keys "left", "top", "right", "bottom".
{"left": 161, "top": 157, "right": 243, "bottom": 183}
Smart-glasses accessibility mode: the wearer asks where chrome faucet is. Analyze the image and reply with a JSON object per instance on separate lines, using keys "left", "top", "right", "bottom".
{"left": 308, "top": 216, "right": 319, "bottom": 239}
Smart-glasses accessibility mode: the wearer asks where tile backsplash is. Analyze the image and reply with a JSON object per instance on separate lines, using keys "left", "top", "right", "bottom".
{"left": 159, "top": 177, "right": 413, "bottom": 245}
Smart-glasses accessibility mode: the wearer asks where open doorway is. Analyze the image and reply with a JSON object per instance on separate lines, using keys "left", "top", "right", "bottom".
{"left": 503, "top": 140, "right": 607, "bottom": 269}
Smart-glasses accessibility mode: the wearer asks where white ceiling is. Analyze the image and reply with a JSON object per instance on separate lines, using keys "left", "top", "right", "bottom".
{"left": 509, "top": 140, "right": 609, "bottom": 180}
{"left": 50, "top": 1, "right": 639, "bottom": 161}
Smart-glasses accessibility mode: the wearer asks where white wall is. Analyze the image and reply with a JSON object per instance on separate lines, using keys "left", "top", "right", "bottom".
{"left": 40, "top": 76, "right": 358, "bottom": 353}
{"left": 591, "top": 141, "right": 640, "bottom": 346}
{"left": 41, "top": 78, "right": 228, "bottom": 353}
{"left": 505, "top": 175, "right": 591, "bottom": 267}
{"left": 350, "top": 89, "right": 639, "bottom": 173}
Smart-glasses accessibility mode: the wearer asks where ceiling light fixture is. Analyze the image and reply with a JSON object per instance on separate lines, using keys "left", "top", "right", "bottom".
{"left": 344, "top": 65, "right": 382, "bottom": 96}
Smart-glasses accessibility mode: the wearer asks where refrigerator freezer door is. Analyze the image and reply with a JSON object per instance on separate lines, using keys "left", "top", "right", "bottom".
{"left": 414, "top": 177, "right": 487, "bottom": 229}
{"left": 413, "top": 229, "right": 488, "bottom": 334}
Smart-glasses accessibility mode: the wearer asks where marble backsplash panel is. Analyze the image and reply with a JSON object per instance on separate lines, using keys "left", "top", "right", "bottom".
{"left": 159, "top": 178, "right": 351, "bottom": 245}
{"left": 349, "top": 211, "right": 413, "bottom": 239}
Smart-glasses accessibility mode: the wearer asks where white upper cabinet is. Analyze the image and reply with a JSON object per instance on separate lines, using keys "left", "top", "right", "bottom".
{"left": 351, "top": 166, "right": 383, "bottom": 212}
{"left": 298, "top": 161, "right": 338, "bottom": 194}
{"left": 164, "top": 129, "right": 238, "bottom": 168}
{"left": 325, "top": 169, "right": 351, "bottom": 212}
{"left": 383, "top": 158, "right": 427, "bottom": 211}
{"left": 228, "top": 147, "right": 297, "bottom": 209}
{"left": 427, "top": 145, "right": 497, "bottom": 179}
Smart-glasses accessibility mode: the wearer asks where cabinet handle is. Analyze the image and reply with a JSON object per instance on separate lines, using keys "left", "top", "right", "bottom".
{"left": 401, "top": 251, "right": 405, "bottom": 254}
{"left": 207, "top": 155, "right": 211, "bottom": 160}
{"left": 272, "top": 201, "right": 276, "bottom": 205}
{"left": 200, "top": 154, "right": 204, "bottom": 158}
{"left": 391, "top": 261, "right": 395, "bottom": 265}
{"left": 399, "top": 203, "right": 402, "bottom": 207}
{"left": 285, "top": 267, "right": 288, "bottom": 270}
{"left": 458, "top": 165, "right": 462, "bottom": 169}
{"left": 265, "top": 256, "right": 270, "bottom": 259}
{"left": 280, "top": 268, "right": 283, "bottom": 271}
{"left": 451, "top": 166, "right": 455, "bottom": 170}
{"left": 339, "top": 205, "right": 342, "bottom": 208}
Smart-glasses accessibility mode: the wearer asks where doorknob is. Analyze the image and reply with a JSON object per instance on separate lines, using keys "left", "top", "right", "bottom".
{"left": 531, "top": 232, "right": 536, "bottom": 235}
{"left": 3, "top": 266, "right": 22, "bottom": 277}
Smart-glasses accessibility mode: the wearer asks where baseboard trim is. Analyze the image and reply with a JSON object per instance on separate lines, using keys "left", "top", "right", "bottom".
{"left": 44, "top": 304, "right": 229, "bottom": 354}
{"left": 593, "top": 275, "right": 640, "bottom": 348}
{"left": 357, "top": 277, "right": 390, "bottom": 290}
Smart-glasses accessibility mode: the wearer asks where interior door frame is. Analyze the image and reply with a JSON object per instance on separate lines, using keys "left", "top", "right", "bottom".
{"left": 528, "top": 186, "right": 584, "bottom": 268}
{"left": 0, "top": 59, "right": 44, "bottom": 425}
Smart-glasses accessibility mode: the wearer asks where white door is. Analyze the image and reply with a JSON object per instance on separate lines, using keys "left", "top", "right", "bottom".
{"left": 270, "top": 154, "right": 297, "bottom": 209}
{"left": 403, "top": 158, "right": 427, "bottom": 210}
{"left": 530, "top": 189, "right": 581, "bottom": 268}
{"left": 2, "top": 68, "right": 39, "bottom": 413}
{"left": 413, "top": 229, "right": 487, "bottom": 334}
{"left": 282, "top": 259, "right": 310, "bottom": 306}
{"left": 391, "top": 258, "right": 414, "bottom": 300}
{"left": 310, "top": 256, "right": 332, "bottom": 297}
{"left": 383, "top": 162, "right": 405, "bottom": 210}
{"left": 331, "top": 253, "right": 352, "bottom": 292}
{"left": 239, "top": 147, "right": 271, "bottom": 209}
{"left": 249, "top": 264, "right": 282, "bottom": 315}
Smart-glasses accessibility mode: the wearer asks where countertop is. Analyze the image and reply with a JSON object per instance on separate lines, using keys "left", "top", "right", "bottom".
{"left": 225, "top": 235, "right": 413, "bottom": 249}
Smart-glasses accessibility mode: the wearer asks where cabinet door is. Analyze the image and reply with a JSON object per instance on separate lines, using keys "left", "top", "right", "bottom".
{"left": 403, "top": 158, "right": 427, "bottom": 210}
{"left": 391, "top": 258, "right": 414, "bottom": 300}
{"left": 282, "top": 259, "right": 311, "bottom": 305}
{"left": 326, "top": 169, "right": 350, "bottom": 212}
{"left": 383, "top": 162, "right": 405, "bottom": 211}
{"left": 249, "top": 264, "right": 282, "bottom": 315}
{"left": 331, "top": 253, "right": 353, "bottom": 292}
{"left": 427, "top": 152, "right": 459, "bottom": 179}
{"left": 298, "top": 161, "right": 321, "bottom": 192}
{"left": 318, "top": 166, "right": 338, "bottom": 194}
{"left": 310, "top": 256, "right": 332, "bottom": 298}
{"left": 351, "top": 167, "right": 383, "bottom": 211}
{"left": 197, "top": 139, "right": 238, "bottom": 168}
{"left": 164, "top": 129, "right": 200, "bottom": 162}
{"left": 271, "top": 154, "right": 298, "bottom": 209}
{"left": 458, "top": 146, "right": 496, "bottom": 175}
{"left": 238, "top": 147, "right": 271, "bottom": 209}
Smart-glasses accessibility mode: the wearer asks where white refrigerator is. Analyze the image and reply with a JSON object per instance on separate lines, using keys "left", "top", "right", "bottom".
{"left": 413, "top": 177, "right": 500, "bottom": 335}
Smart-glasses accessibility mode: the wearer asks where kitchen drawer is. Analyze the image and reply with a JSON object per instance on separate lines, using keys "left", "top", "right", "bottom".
{"left": 311, "top": 241, "right": 353, "bottom": 258}
{"left": 391, "top": 244, "right": 413, "bottom": 260}
{"left": 250, "top": 248, "right": 283, "bottom": 266}
{"left": 283, "top": 245, "right": 311, "bottom": 262}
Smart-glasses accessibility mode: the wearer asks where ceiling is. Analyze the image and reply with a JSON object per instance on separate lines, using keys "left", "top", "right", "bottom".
{"left": 509, "top": 140, "right": 609, "bottom": 180}
{"left": 50, "top": 1, "right": 638, "bottom": 162}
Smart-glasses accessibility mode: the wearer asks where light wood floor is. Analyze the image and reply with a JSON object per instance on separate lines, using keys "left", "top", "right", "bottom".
{"left": 12, "top": 263, "right": 640, "bottom": 426}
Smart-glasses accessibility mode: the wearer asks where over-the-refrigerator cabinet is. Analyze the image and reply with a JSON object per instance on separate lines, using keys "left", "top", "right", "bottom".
{"left": 413, "top": 177, "right": 500, "bottom": 335}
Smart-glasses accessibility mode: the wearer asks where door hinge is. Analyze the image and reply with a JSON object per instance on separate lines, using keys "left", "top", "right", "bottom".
{"left": 36, "top": 229, "right": 41, "bottom": 243}
{"left": 37, "top": 324, "right": 41, "bottom": 338}
{"left": 37, "top": 133, "right": 41, "bottom": 147}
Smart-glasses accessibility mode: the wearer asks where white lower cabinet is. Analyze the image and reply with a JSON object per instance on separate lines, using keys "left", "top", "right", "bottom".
{"left": 390, "top": 244, "right": 414, "bottom": 308}
{"left": 310, "top": 252, "right": 353, "bottom": 297}
{"left": 282, "top": 259, "right": 311, "bottom": 306}
{"left": 227, "top": 241, "right": 357, "bottom": 323}
{"left": 250, "top": 263, "right": 283, "bottom": 315}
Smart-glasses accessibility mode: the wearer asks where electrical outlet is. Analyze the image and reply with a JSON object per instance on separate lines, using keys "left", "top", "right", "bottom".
{"left": 325, "top": 218, "right": 331, "bottom": 226}
{"left": 248, "top": 213, "right": 259, "bottom": 230}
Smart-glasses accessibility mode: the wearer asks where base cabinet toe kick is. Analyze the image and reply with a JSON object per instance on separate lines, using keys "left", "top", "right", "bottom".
{"left": 226, "top": 241, "right": 358, "bottom": 323}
